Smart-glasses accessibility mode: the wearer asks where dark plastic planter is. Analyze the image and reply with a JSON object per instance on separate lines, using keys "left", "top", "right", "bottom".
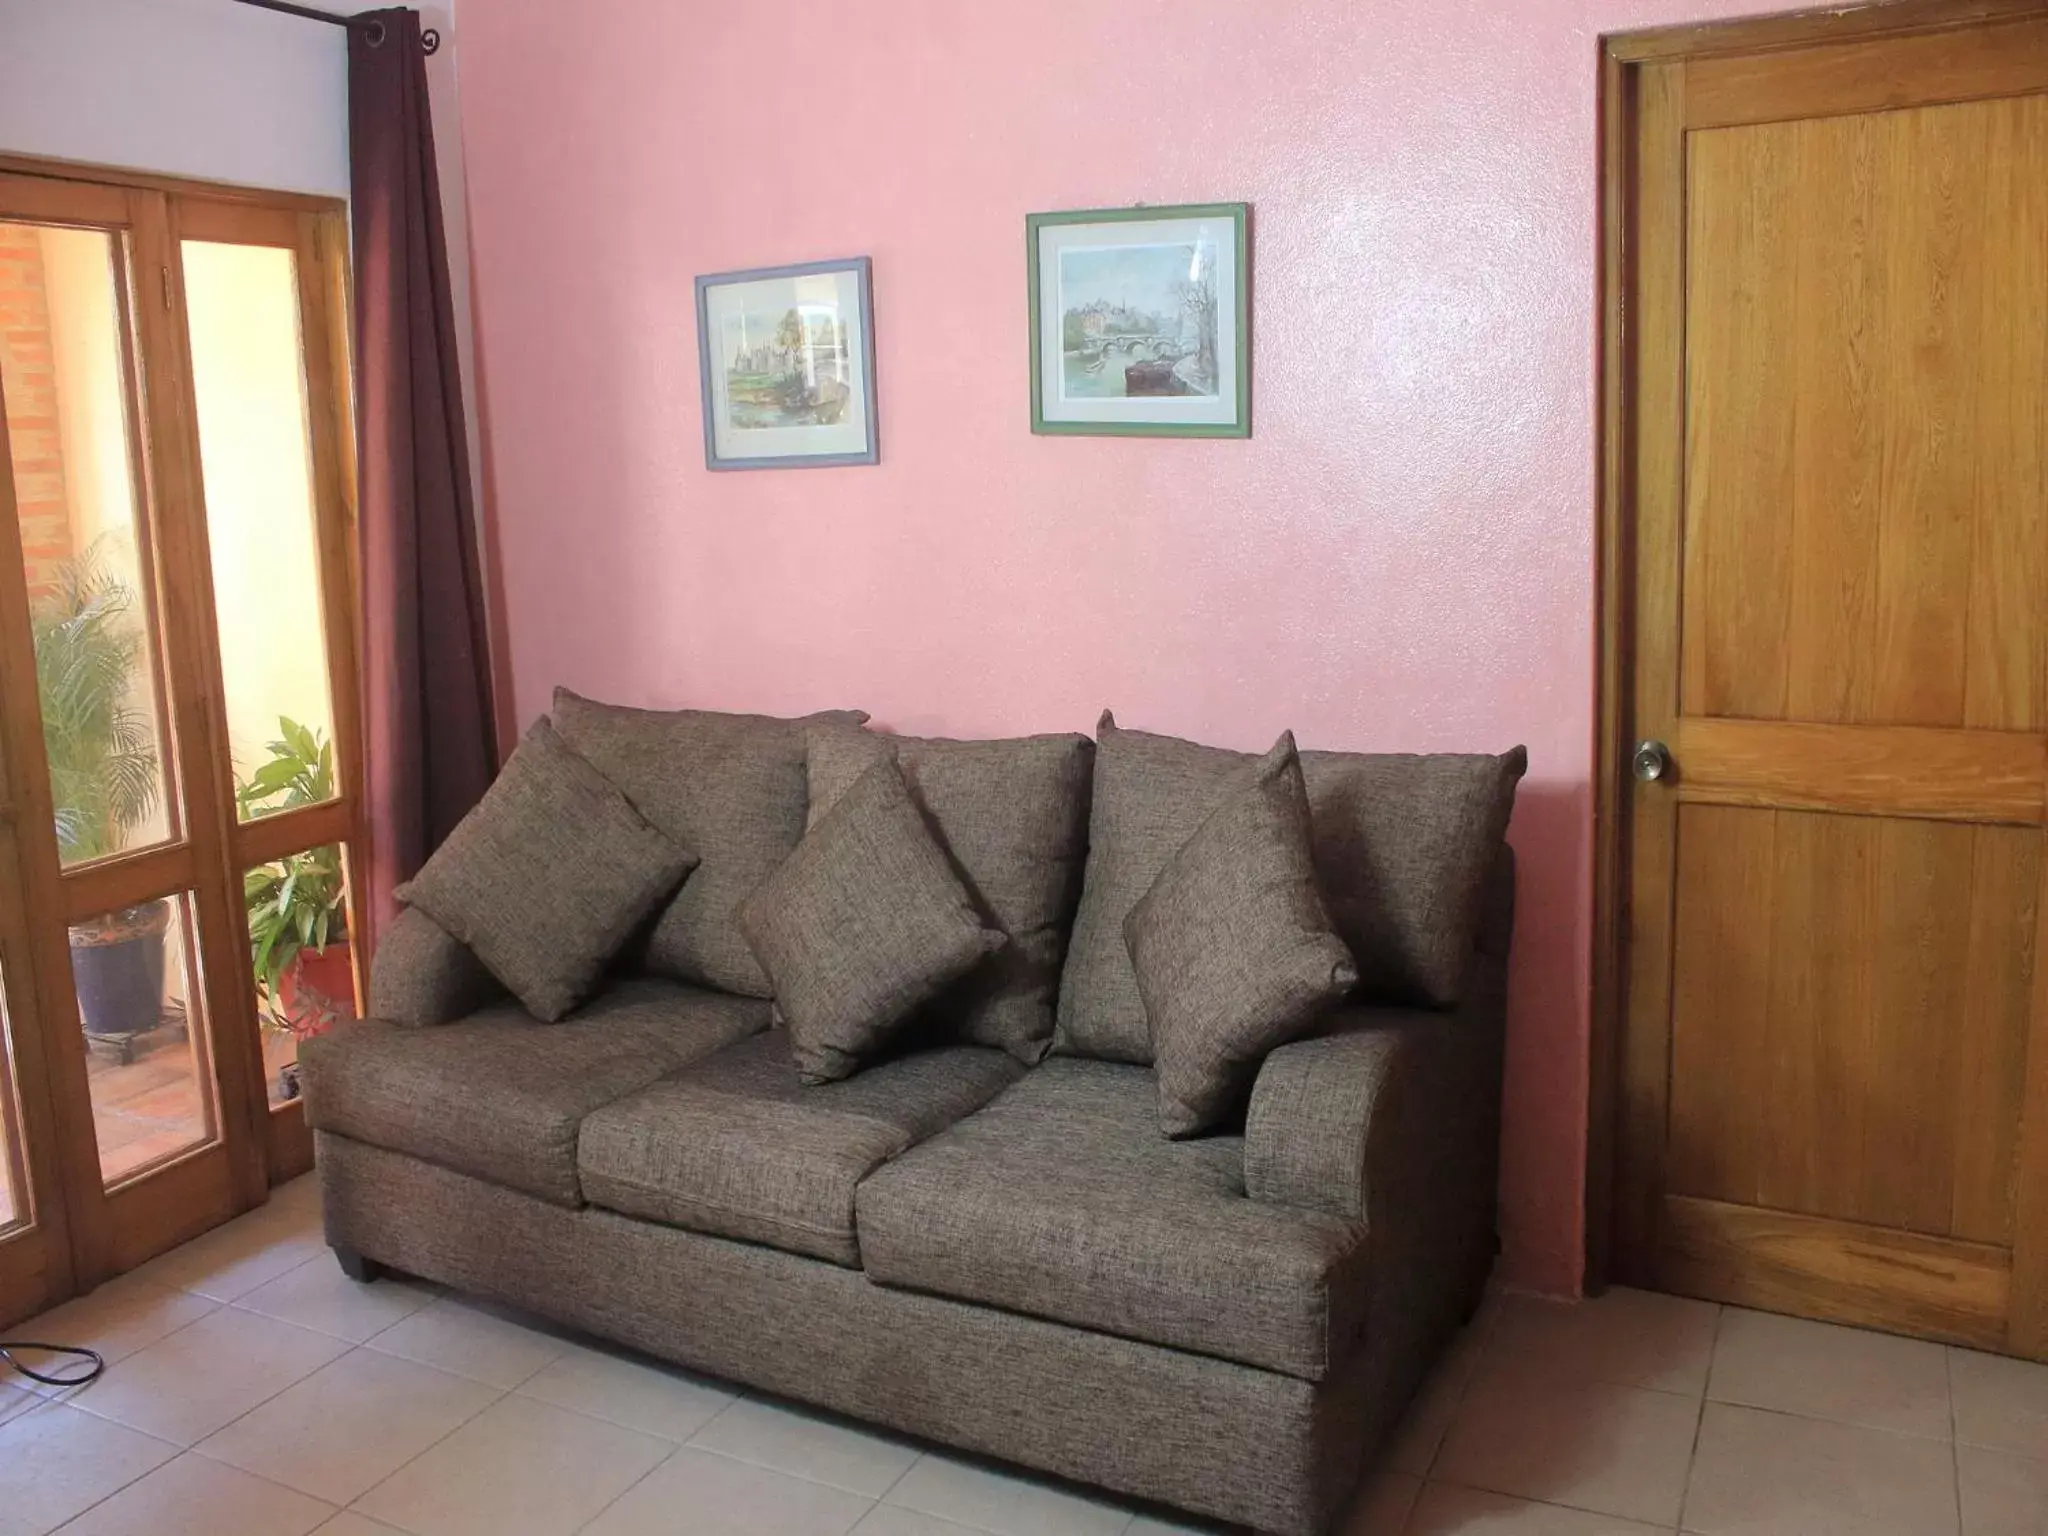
{"left": 71, "top": 899, "right": 170, "bottom": 1053}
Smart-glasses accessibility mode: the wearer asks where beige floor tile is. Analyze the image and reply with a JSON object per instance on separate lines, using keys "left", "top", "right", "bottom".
{"left": 1384, "top": 1321, "right": 1490, "bottom": 1476}
{"left": 1407, "top": 1482, "right": 1672, "bottom": 1533}
{"left": 1489, "top": 1286, "right": 1720, "bottom": 1397}
{"left": 1683, "top": 1401, "right": 1959, "bottom": 1536}
{"left": 233, "top": 1255, "right": 437, "bottom": 1343}
{"left": 53, "top": 1451, "right": 334, "bottom": 1536}
{"left": 851, "top": 1507, "right": 988, "bottom": 1536}
{"left": 1958, "top": 1445, "right": 2048, "bottom": 1536}
{"left": 0, "top": 1379, "right": 41, "bottom": 1426}
{"left": 195, "top": 1346, "right": 500, "bottom": 1504}
{"left": 61, "top": 1307, "right": 349, "bottom": 1446}
{"left": 132, "top": 1202, "right": 328, "bottom": 1302}
{"left": 514, "top": 1338, "right": 735, "bottom": 1440}
{"left": 0, "top": 1399, "right": 177, "bottom": 1533}
{"left": 271, "top": 1172, "right": 323, "bottom": 1214}
{"left": 352, "top": 1392, "right": 673, "bottom": 1536}
{"left": 1708, "top": 1309, "right": 1952, "bottom": 1439}
{"left": 691, "top": 1396, "right": 920, "bottom": 1498}
{"left": 584, "top": 1446, "right": 874, "bottom": 1535}
{"left": 312, "top": 1518, "right": 411, "bottom": 1536}
{"left": 13, "top": 1273, "right": 218, "bottom": 1370}
{"left": 1951, "top": 1347, "right": 2048, "bottom": 1461}
{"left": 882, "top": 1452, "right": 1134, "bottom": 1536}
{"left": 1434, "top": 1357, "right": 1698, "bottom": 1526}
{"left": 362, "top": 1294, "right": 569, "bottom": 1389}
{"left": 1339, "top": 1471, "right": 1424, "bottom": 1535}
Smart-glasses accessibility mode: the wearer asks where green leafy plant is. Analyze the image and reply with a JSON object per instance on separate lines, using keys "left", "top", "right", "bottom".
{"left": 237, "top": 720, "right": 347, "bottom": 1025}
{"left": 235, "top": 716, "right": 334, "bottom": 821}
{"left": 31, "top": 545, "right": 160, "bottom": 865}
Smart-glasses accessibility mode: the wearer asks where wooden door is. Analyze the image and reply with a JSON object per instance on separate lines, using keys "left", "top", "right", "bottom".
{"left": 1611, "top": 10, "right": 2048, "bottom": 1358}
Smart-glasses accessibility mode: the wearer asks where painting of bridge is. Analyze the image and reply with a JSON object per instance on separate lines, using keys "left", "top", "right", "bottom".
{"left": 1056, "top": 239, "right": 1220, "bottom": 401}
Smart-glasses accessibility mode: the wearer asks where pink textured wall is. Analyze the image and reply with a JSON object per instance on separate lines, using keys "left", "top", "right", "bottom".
{"left": 454, "top": 0, "right": 1783, "bottom": 1295}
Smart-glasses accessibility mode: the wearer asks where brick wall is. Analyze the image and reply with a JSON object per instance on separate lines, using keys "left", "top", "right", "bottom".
{"left": 0, "top": 224, "right": 75, "bottom": 596}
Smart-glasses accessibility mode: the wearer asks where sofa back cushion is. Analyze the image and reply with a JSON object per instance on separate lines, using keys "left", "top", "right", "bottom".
{"left": 551, "top": 688, "right": 867, "bottom": 997}
{"left": 1055, "top": 711, "right": 1525, "bottom": 1063}
{"left": 806, "top": 724, "right": 1093, "bottom": 1063}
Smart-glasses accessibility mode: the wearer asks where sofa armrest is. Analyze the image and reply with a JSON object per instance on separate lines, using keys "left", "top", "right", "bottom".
{"left": 367, "top": 904, "right": 505, "bottom": 1026}
{"left": 1244, "top": 1010, "right": 1432, "bottom": 1222}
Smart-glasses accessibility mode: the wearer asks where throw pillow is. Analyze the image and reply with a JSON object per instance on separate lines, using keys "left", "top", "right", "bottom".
{"left": 1057, "top": 711, "right": 1524, "bottom": 1062}
{"left": 1125, "top": 732, "right": 1358, "bottom": 1137}
{"left": 804, "top": 723, "right": 1092, "bottom": 1063}
{"left": 739, "top": 758, "right": 1007, "bottom": 1084}
{"left": 396, "top": 718, "right": 697, "bottom": 1022}
{"left": 549, "top": 689, "right": 868, "bottom": 997}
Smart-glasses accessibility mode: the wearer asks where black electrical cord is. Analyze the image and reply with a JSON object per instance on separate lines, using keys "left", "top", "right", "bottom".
{"left": 0, "top": 1340, "right": 105, "bottom": 1389}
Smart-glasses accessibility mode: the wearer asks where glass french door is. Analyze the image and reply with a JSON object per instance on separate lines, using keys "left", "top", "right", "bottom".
{"left": 0, "top": 165, "right": 361, "bottom": 1323}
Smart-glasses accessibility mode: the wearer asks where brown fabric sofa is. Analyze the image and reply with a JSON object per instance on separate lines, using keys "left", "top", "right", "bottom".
{"left": 301, "top": 706, "right": 1518, "bottom": 1536}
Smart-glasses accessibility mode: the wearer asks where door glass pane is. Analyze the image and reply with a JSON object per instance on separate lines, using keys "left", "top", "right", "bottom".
{"left": 0, "top": 956, "right": 28, "bottom": 1234}
{"left": 0, "top": 222, "right": 176, "bottom": 867}
{"left": 180, "top": 240, "right": 337, "bottom": 817}
{"left": 76, "top": 891, "right": 215, "bottom": 1186}
{"left": 245, "top": 841, "right": 356, "bottom": 1108}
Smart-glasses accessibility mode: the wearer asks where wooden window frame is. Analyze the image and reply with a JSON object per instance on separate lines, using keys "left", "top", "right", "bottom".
{"left": 0, "top": 154, "right": 358, "bottom": 1313}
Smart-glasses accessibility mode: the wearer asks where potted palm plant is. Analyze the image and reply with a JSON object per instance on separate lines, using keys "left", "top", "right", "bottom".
{"left": 32, "top": 546, "right": 167, "bottom": 1062}
{"left": 238, "top": 720, "right": 351, "bottom": 1100}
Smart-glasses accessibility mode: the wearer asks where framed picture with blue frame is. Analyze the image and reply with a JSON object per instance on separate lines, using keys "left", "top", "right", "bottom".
{"left": 694, "top": 256, "right": 879, "bottom": 470}
{"left": 1026, "top": 203, "right": 1250, "bottom": 438}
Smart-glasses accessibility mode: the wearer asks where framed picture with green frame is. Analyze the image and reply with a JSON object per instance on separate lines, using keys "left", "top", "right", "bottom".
{"left": 1026, "top": 202, "right": 1250, "bottom": 438}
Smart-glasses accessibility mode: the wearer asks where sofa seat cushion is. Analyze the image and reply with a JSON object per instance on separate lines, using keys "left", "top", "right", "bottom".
{"left": 301, "top": 979, "right": 768, "bottom": 1206}
{"left": 854, "top": 1058, "right": 1369, "bottom": 1380}
{"left": 578, "top": 1030, "right": 1025, "bottom": 1265}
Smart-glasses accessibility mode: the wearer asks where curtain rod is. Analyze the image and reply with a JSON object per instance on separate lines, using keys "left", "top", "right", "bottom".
{"left": 228, "top": 0, "right": 440, "bottom": 55}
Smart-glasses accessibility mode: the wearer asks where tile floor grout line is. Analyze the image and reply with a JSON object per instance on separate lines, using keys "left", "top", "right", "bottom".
{"left": 55, "top": 1313, "right": 357, "bottom": 1453}
{"left": 193, "top": 1338, "right": 514, "bottom": 1514}
{"left": 36, "top": 1438, "right": 340, "bottom": 1536}
{"left": 1390, "top": 1468, "right": 1421, "bottom": 1536}
{"left": 1415, "top": 1305, "right": 1491, "bottom": 1483}
{"left": 12, "top": 1281, "right": 232, "bottom": 1401}
{"left": 684, "top": 1435, "right": 920, "bottom": 1504}
{"left": 356, "top": 1294, "right": 570, "bottom": 1392}
{"left": 555, "top": 1434, "right": 709, "bottom": 1536}
{"left": 1420, "top": 1471, "right": 1688, "bottom": 1532}
{"left": 1945, "top": 1346, "right": 1964, "bottom": 1536}
{"left": 1687, "top": 1391, "right": 1963, "bottom": 1444}
{"left": 871, "top": 1446, "right": 926, "bottom": 1504}
{"left": 23, "top": 1298, "right": 237, "bottom": 1416}
{"left": 0, "top": 1396, "right": 183, "bottom": 1536}
{"left": 1672, "top": 1303, "right": 1723, "bottom": 1536}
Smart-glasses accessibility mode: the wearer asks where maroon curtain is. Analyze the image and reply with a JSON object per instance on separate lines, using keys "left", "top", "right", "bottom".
{"left": 348, "top": 8, "right": 499, "bottom": 953}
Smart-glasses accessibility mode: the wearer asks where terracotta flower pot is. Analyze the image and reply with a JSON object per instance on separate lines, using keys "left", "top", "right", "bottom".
{"left": 277, "top": 936, "right": 355, "bottom": 1040}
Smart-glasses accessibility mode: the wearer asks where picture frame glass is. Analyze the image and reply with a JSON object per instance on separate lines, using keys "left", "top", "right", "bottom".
{"left": 701, "top": 264, "right": 873, "bottom": 466}
{"left": 1034, "top": 211, "right": 1242, "bottom": 430}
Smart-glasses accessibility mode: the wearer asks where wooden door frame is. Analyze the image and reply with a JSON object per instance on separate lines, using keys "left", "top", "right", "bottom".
{"left": 0, "top": 155, "right": 357, "bottom": 1314}
{"left": 1589, "top": 0, "right": 2048, "bottom": 1348}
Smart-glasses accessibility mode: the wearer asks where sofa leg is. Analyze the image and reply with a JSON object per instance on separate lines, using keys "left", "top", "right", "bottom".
{"left": 333, "top": 1246, "right": 385, "bottom": 1284}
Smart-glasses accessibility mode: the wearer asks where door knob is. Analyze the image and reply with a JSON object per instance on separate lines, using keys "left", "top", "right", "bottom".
{"left": 1632, "top": 739, "right": 1671, "bottom": 783}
